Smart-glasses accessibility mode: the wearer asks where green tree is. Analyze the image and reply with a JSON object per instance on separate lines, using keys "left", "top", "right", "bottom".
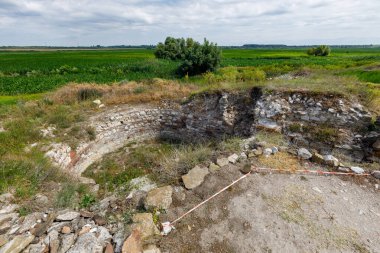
{"left": 155, "top": 37, "right": 221, "bottom": 76}
{"left": 306, "top": 45, "right": 331, "bottom": 56}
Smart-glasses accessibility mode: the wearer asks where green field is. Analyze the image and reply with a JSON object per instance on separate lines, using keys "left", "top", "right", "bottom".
{"left": 0, "top": 48, "right": 380, "bottom": 95}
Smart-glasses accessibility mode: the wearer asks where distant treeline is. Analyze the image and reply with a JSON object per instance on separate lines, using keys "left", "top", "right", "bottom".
{"left": 1, "top": 44, "right": 379, "bottom": 50}
{"left": 239, "top": 44, "right": 380, "bottom": 49}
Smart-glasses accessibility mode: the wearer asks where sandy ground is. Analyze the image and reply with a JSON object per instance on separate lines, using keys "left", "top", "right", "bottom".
{"left": 158, "top": 164, "right": 380, "bottom": 253}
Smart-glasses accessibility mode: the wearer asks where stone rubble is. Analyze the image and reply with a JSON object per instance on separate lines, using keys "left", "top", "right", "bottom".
{"left": 182, "top": 166, "right": 210, "bottom": 190}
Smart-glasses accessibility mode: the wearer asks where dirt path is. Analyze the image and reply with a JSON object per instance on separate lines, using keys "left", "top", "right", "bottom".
{"left": 159, "top": 165, "right": 380, "bottom": 253}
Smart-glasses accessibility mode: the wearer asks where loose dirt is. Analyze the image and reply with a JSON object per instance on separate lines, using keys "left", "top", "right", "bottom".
{"left": 159, "top": 164, "right": 380, "bottom": 253}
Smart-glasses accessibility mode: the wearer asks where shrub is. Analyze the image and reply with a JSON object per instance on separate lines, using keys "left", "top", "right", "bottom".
{"left": 155, "top": 37, "right": 221, "bottom": 76}
{"left": 306, "top": 45, "right": 331, "bottom": 56}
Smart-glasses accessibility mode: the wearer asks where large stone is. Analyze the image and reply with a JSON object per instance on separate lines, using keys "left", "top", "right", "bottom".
{"left": 67, "top": 232, "right": 103, "bottom": 253}
{"left": 19, "top": 212, "right": 44, "bottom": 233}
{"left": 0, "top": 205, "right": 19, "bottom": 215}
{"left": 0, "top": 222, "right": 11, "bottom": 234}
{"left": 56, "top": 211, "right": 80, "bottom": 221}
{"left": 105, "top": 243, "right": 114, "bottom": 253}
{"left": 0, "top": 235, "right": 8, "bottom": 247}
{"left": 122, "top": 229, "right": 143, "bottom": 253}
{"left": 131, "top": 213, "right": 159, "bottom": 240}
{"left": 143, "top": 245, "right": 161, "bottom": 253}
{"left": 47, "top": 230, "right": 60, "bottom": 253}
{"left": 228, "top": 154, "right": 239, "bottom": 164}
{"left": 0, "top": 234, "right": 35, "bottom": 253}
{"left": 298, "top": 148, "right": 312, "bottom": 160}
{"left": 350, "top": 166, "right": 365, "bottom": 174}
{"left": 372, "top": 171, "right": 380, "bottom": 179}
{"left": 323, "top": 155, "right": 339, "bottom": 167}
{"left": 216, "top": 157, "right": 229, "bottom": 167}
{"left": 0, "top": 213, "right": 18, "bottom": 226}
{"left": 59, "top": 234, "right": 76, "bottom": 253}
{"left": 113, "top": 226, "right": 126, "bottom": 253}
{"left": 26, "top": 242, "right": 47, "bottom": 253}
{"left": 182, "top": 166, "right": 209, "bottom": 190}
{"left": 144, "top": 186, "right": 173, "bottom": 210}
{"left": 208, "top": 162, "right": 220, "bottom": 172}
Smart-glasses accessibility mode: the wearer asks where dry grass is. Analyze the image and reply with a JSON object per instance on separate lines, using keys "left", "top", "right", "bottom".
{"left": 257, "top": 152, "right": 303, "bottom": 171}
{"left": 48, "top": 78, "right": 196, "bottom": 105}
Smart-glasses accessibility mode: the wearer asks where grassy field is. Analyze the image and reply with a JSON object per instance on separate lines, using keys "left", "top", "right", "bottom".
{"left": 1, "top": 48, "right": 380, "bottom": 96}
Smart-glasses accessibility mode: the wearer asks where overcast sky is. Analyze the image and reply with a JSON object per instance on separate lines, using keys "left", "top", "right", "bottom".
{"left": 0, "top": 0, "right": 379, "bottom": 46}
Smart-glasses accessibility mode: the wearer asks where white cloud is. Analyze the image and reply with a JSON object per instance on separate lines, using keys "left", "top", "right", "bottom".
{"left": 0, "top": 0, "right": 379, "bottom": 45}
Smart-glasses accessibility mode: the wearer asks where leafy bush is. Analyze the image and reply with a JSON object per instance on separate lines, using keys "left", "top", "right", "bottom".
{"left": 307, "top": 45, "right": 331, "bottom": 56}
{"left": 155, "top": 37, "right": 222, "bottom": 76}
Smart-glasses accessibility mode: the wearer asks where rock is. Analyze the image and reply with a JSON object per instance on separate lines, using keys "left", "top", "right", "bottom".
{"left": 79, "top": 225, "right": 92, "bottom": 235}
{"left": 61, "top": 226, "right": 71, "bottom": 234}
{"left": 372, "top": 171, "right": 380, "bottom": 179}
{"left": 312, "top": 153, "right": 324, "bottom": 164}
{"left": 93, "top": 195, "right": 117, "bottom": 212}
{"left": 350, "top": 166, "right": 365, "bottom": 174}
{"left": 338, "top": 167, "right": 350, "bottom": 173}
{"left": 323, "top": 155, "right": 339, "bottom": 167}
{"left": 113, "top": 226, "right": 126, "bottom": 253}
{"left": 47, "top": 230, "right": 60, "bottom": 253}
{"left": 372, "top": 140, "right": 380, "bottom": 151}
{"left": 131, "top": 213, "right": 159, "bottom": 240}
{"left": 144, "top": 186, "right": 173, "bottom": 210}
{"left": 271, "top": 147, "right": 279, "bottom": 154}
{"left": 94, "top": 215, "right": 107, "bottom": 226}
{"left": 80, "top": 210, "right": 94, "bottom": 218}
{"left": 127, "top": 176, "right": 157, "bottom": 200}
{"left": 0, "top": 193, "right": 14, "bottom": 203}
{"left": 0, "top": 204, "right": 19, "bottom": 214}
{"left": 32, "top": 213, "right": 56, "bottom": 237}
{"left": 26, "top": 241, "right": 47, "bottom": 253}
{"left": 67, "top": 232, "right": 103, "bottom": 253}
{"left": 99, "top": 104, "right": 105, "bottom": 108}
{"left": 122, "top": 229, "right": 143, "bottom": 253}
{"left": 208, "top": 162, "right": 220, "bottom": 172}
{"left": 298, "top": 148, "right": 312, "bottom": 160}
{"left": 56, "top": 211, "right": 80, "bottom": 221}
{"left": 143, "top": 245, "right": 161, "bottom": 253}
{"left": 0, "top": 234, "right": 35, "bottom": 253}
{"left": 0, "top": 222, "right": 11, "bottom": 234}
{"left": 0, "top": 234, "right": 8, "bottom": 247}
{"left": 182, "top": 166, "right": 209, "bottom": 190}
{"left": 172, "top": 186, "right": 186, "bottom": 202}
{"left": 263, "top": 148, "right": 272, "bottom": 156}
{"left": 58, "top": 234, "right": 76, "bottom": 253}
{"left": 240, "top": 163, "right": 252, "bottom": 174}
{"left": 240, "top": 152, "right": 248, "bottom": 160}
{"left": 0, "top": 213, "right": 18, "bottom": 226}
{"left": 34, "top": 194, "right": 49, "bottom": 206}
{"left": 93, "top": 99, "right": 101, "bottom": 105}
{"left": 19, "top": 212, "right": 44, "bottom": 233}
{"left": 257, "top": 119, "right": 281, "bottom": 132}
{"left": 228, "top": 154, "right": 239, "bottom": 164}
{"left": 216, "top": 157, "right": 229, "bottom": 167}
{"left": 105, "top": 243, "right": 114, "bottom": 253}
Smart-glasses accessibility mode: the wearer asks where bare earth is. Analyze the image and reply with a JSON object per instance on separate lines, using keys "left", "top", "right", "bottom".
{"left": 159, "top": 164, "right": 380, "bottom": 253}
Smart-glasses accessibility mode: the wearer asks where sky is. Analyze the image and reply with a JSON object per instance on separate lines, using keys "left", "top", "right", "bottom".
{"left": 0, "top": 0, "right": 379, "bottom": 46}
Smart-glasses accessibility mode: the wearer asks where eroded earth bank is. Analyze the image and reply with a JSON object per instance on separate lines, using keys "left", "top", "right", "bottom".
{"left": 1, "top": 88, "right": 380, "bottom": 253}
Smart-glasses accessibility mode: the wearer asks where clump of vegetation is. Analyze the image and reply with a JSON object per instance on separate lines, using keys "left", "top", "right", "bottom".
{"left": 155, "top": 37, "right": 222, "bottom": 76}
{"left": 55, "top": 182, "right": 94, "bottom": 208}
{"left": 307, "top": 45, "right": 331, "bottom": 56}
{"left": 49, "top": 81, "right": 195, "bottom": 105}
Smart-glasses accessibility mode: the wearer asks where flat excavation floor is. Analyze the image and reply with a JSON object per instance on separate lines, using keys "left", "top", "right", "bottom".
{"left": 159, "top": 165, "right": 380, "bottom": 253}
